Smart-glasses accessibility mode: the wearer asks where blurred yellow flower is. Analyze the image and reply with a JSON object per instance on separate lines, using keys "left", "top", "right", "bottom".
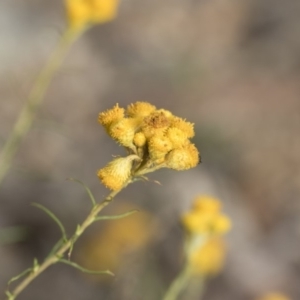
{"left": 189, "top": 238, "right": 226, "bottom": 276}
{"left": 78, "top": 203, "right": 153, "bottom": 275}
{"left": 65, "top": 0, "right": 120, "bottom": 30}
{"left": 182, "top": 196, "right": 231, "bottom": 235}
{"left": 256, "top": 293, "right": 291, "bottom": 300}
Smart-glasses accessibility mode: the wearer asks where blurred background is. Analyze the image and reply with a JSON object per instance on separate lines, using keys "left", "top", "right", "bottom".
{"left": 1, "top": 0, "right": 300, "bottom": 299}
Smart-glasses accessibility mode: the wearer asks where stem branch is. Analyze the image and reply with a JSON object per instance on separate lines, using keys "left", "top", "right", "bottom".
{"left": 0, "top": 27, "right": 81, "bottom": 186}
{"left": 163, "top": 264, "right": 192, "bottom": 300}
{"left": 6, "top": 185, "right": 124, "bottom": 300}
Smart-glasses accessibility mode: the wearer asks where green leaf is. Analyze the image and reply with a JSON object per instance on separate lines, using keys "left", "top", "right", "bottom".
{"left": 94, "top": 209, "right": 139, "bottom": 222}
{"left": 32, "top": 203, "right": 67, "bottom": 241}
{"left": 46, "top": 238, "right": 65, "bottom": 259}
{"left": 33, "top": 258, "right": 39, "bottom": 272}
{"left": 5, "top": 290, "right": 15, "bottom": 300}
{"left": 59, "top": 259, "right": 114, "bottom": 276}
{"left": 7, "top": 268, "right": 32, "bottom": 286}
{"left": 67, "top": 178, "right": 96, "bottom": 207}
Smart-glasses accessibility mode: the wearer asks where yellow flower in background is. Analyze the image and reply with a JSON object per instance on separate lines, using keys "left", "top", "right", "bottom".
{"left": 97, "top": 102, "right": 200, "bottom": 190}
{"left": 78, "top": 203, "right": 153, "bottom": 276}
{"left": 65, "top": 0, "right": 120, "bottom": 30}
{"left": 181, "top": 196, "right": 232, "bottom": 278}
{"left": 189, "top": 238, "right": 226, "bottom": 276}
{"left": 181, "top": 195, "right": 231, "bottom": 235}
{"left": 256, "top": 293, "right": 291, "bottom": 300}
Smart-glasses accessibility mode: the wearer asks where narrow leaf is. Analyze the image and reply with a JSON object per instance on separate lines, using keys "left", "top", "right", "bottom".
{"left": 46, "top": 238, "right": 65, "bottom": 259}
{"left": 94, "top": 209, "right": 139, "bottom": 222}
{"left": 5, "top": 290, "right": 15, "bottom": 300}
{"left": 7, "top": 268, "right": 32, "bottom": 286}
{"left": 32, "top": 203, "right": 67, "bottom": 241}
{"left": 59, "top": 259, "right": 114, "bottom": 276}
{"left": 67, "top": 178, "right": 96, "bottom": 207}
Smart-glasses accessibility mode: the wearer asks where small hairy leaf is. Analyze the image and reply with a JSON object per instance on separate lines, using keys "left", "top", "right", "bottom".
{"left": 7, "top": 268, "right": 32, "bottom": 286}
{"left": 67, "top": 178, "right": 96, "bottom": 207}
{"left": 32, "top": 203, "right": 67, "bottom": 241}
{"left": 94, "top": 209, "right": 139, "bottom": 222}
{"left": 59, "top": 259, "right": 114, "bottom": 276}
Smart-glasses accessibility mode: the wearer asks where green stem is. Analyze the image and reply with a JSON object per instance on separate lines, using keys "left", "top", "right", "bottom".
{"left": 163, "top": 264, "right": 192, "bottom": 300}
{"left": 0, "top": 27, "right": 81, "bottom": 187}
{"left": 6, "top": 183, "right": 126, "bottom": 300}
{"left": 185, "top": 275, "right": 205, "bottom": 300}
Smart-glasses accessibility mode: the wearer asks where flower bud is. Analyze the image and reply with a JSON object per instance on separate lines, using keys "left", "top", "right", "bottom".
{"left": 97, "top": 155, "right": 140, "bottom": 190}
{"left": 108, "top": 118, "right": 139, "bottom": 149}
{"left": 170, "top": 117, "right": 195, "bottom": 138}
{"left": 126, "top": 102, "right": 156, "bottom": 118}
{"left": 166, "top": 143, "right": 199, "bottom": 170}
{"left": 65, "top": 0, "right": 120, "bottom": 30}
{"left": 133, "top": 132, "right": 147, "bottom": 148}
{"left": 148, "top": 134, "right": 173, "bottom": 163}
{"left": 166, "top": 127, "right": 188, "bottom": 148}
{"left": 98, "top": 103, "right": 124, "bottom": 129}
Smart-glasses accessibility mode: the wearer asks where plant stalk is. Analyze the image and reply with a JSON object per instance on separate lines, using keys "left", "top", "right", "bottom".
{"left": 0, "top": 27, "right": 81, "bottom": 187}
{"left": 6, "top": 185, "right": 124, "bottom": 300}
{"left": 162, "top": 264, "right": 192, "bottom": 300}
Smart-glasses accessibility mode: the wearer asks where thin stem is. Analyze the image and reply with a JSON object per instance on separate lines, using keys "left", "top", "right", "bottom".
{"left": 185, "top": 275, "right": 205, "bottom": 300}
{"left": 0, "top": 27, "right": 82, "bottom": 187}
{"left": 163, "top": 264, "right": 192, "bottom": 300}
{"left": 6, "top": 183, "right": 127, "bottom": 300}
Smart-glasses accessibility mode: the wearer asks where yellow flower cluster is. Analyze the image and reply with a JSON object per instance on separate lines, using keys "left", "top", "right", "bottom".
{"left": 65, "top": 0, "right": 119, "bottom": 30}
{"left": 182, "top": 196, "right": 231, "bottom": 276}
{"left": 97, "top": 102, "right": 200, "bottom": 190}
{"left": 189, "top": 237, "right": 226, "bottom": 275}
{"left": 182, "top": 195, "right": 231, "bottom": 235}
{"left": 256, "top": 293, "right": 291, "bottom": 300}
{"left": 78, "top": 203, "right": 153, "bottom": 274}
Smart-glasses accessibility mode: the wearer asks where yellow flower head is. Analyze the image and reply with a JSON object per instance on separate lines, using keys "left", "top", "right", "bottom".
{"left": 97, "top": 102, "right": 200, "bottom": 189}
{"left": 166, "top": 143, "right": 199, "bottom": 170}
{"left": 65, "top": 0, "right": 119, "bottom": 30}
{"left": 166, "top": 127, "right": 188, "bottom": 148}
{"left": 148, "top": 134, "right": 173, "bottom": 163}
{"left": 126, "top": 102, "right": 156, "bottom": 118}
{"left": 182, "top": 196, "right": 231, "bottom": 235}
{"left": 170, "top": 116, "right": 195, "bottom": 138}
{"left": 97, "top": 155, "right": 140, "bottom": 190}
{"left": 189, "top": 237, "right": 226, "bottom": 276}
{"left": 78, "top": 202, "right": 153, "bottom": 275}
{"left": 256, "top": 293, "right": 291, "bottom": 300}
{"left": 98, "top": 103, "right": 124, "bottom": 129}
{"left": 108, "top": 118, "right": 139, "bottom": 150}
{"left": 142, "top": 111, "right": 171, "bottom": 139}
{"left": 193, "top": 196, "right": 221, "bottom": 213}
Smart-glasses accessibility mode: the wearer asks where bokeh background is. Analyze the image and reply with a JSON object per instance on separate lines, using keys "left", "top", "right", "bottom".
{"left": 1, "top": 0, "right": 300, "bottom": 299}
